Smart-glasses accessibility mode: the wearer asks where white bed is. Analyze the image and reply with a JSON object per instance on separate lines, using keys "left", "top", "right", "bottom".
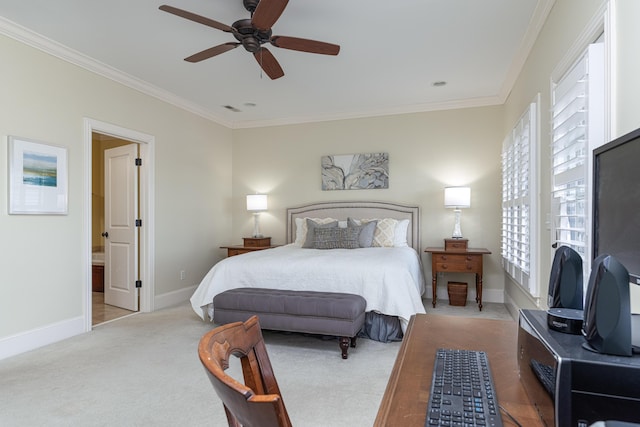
{"left": 190, "top": 201, "right": 426, "bottom": 337}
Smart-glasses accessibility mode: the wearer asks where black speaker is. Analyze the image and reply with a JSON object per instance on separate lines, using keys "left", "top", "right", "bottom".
{"left": 547, "top": 246, "right": 584, "bottom": 334}
{"left": 582, "top": 254, "right": 632, "bottom": 356}
{"left": 548, "top": 245, "right": 583, "bottom": 309}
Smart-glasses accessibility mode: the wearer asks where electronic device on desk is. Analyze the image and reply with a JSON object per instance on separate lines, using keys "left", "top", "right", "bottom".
{"left": 547, "top": 245, "right": 584, "bottom": 335}
{"left": 425, "top": 348, "right": 502, "bottom": 427}
{"left": 518, "top": 309, "right": 640, "bottom": 427}
{"left": 592, "top": 126, "right": 640, "bottom": 289}
{"left": 582, "top": 254, "right": 640, "bottom": 356}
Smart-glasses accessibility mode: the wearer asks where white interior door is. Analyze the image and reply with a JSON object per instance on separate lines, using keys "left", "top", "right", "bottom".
{"left": 104, "top": 144, "right": 139, "bottom": 311}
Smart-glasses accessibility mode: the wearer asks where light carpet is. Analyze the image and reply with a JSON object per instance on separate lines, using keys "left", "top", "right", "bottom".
{"left": 0, "top": 299, "right": 513, "bottom": 427}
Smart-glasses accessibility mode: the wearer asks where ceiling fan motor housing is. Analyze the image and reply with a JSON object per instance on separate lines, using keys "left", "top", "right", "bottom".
{"left": 233, "top": 19, "right": 272, "bottom": 52}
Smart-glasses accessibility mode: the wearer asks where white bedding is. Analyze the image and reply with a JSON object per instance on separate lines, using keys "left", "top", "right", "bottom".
{"left": 190, "top": 244, "right": 426, "bottom": 331}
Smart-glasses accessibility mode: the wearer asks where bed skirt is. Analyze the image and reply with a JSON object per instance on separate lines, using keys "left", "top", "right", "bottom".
{"left": 360, "top": 312, "right": 403, "bottom": 343}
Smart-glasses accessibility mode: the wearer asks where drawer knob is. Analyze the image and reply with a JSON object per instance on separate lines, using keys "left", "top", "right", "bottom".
{"left": 442, "top": 264, "right": 448, "bottom": 269}
{"left": 441, "top": 255, "right": 448, "bottom": 261}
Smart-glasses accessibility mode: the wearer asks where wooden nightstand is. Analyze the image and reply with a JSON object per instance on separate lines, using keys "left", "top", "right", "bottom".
{"left": 221, "top": 237, "right": 276, "bottom": 257}
{"left": 425, "top": 239, "right": 491, "bottom": 310}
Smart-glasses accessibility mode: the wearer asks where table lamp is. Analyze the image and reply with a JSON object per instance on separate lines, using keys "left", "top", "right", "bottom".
{"left": 246, "top": 194, "right": 268, "bottom": 238}
{"left": 444, "top": 186, "right": 470, "bottom": 239}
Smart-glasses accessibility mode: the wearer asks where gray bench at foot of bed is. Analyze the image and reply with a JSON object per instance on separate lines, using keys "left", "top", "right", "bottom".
{"left": 213, "top": 288, "right": 367, "bottom": 359}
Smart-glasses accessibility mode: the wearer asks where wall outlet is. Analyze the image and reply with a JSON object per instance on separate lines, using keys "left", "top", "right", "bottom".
{"left": 180, "top": 270, "right": 185, "bottom": 280}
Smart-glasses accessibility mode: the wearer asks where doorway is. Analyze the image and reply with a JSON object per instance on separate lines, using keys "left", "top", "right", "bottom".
{"left": 83, "top": 118, "right": 155, "bottom": 331}
{"left": 91, "top": 133, "right": 137, "bottom": 325}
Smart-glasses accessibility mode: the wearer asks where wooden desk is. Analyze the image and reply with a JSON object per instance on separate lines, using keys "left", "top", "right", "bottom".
{"left": 374, "top": 314, "right": 541, "bottom": 427}
{"left": 425, "top": 247, "right": 491, "bottom": 310}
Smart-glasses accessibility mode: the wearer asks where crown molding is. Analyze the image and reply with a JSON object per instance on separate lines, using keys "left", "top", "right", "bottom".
{"left": 0, "top": 16, "right": 234, "bottom": 129}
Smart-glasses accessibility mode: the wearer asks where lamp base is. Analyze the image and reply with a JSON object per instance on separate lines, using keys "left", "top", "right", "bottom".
{"left": 451, "top": 208, "right": 463, "bottom": 239}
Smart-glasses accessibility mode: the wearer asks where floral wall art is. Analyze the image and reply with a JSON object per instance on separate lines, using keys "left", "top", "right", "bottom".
{"left": 321, "top": 152, "right": 389, "bottom": 190}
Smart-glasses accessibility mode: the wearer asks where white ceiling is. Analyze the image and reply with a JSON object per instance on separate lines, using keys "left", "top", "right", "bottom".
{"left": 0, "top": 0, "right": 553, "bottom": 129}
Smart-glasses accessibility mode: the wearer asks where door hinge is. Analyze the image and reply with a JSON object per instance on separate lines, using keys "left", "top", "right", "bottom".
{"left": 135, "top": 219, "right": 142, "bottom": 227}
{"left": 135, "top": 280, "right": 142, "bottom": 288}
{"left": 135, "top": 158, "right": 142, "bottom": 166}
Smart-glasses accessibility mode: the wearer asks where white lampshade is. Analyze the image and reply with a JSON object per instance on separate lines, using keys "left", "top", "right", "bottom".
{"left": 246, "top": 194, "right": 268, "bottom": 211}
{"left": 444, "top": 187, "right": 471, "bottom": 209}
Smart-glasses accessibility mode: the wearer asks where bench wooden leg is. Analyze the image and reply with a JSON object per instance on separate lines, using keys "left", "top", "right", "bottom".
{"left": 339, "top": 337, "right": 350, "bottom": 359}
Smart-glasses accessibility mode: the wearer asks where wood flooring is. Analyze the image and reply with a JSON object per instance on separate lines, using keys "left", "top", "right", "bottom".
{"left": 92, "top": 292, "right": 135, "bottom": 326}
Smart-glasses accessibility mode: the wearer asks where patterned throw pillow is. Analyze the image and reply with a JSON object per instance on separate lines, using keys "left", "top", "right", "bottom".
{"left": 303, "top": 218, "right": 339, "bottom": 248}
{"left": 294, "top": 217, "right": 338, "bottom": 246}
{"left": 362, "top": 218, "right": 398, "bottom": 247}
{"left": 313, "top": 227, "right": 360, "bottom": 249}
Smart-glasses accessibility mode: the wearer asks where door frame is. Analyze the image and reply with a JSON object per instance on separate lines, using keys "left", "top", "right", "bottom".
{"left": 83, "top": 118, "right": 155, "bottom": 331}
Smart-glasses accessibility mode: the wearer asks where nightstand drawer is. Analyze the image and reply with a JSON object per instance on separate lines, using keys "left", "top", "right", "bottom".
{"left": 434, "top": 254, "right": 482, "bottom": 272}
{"left": 227, "top": 248, "right": 250, "bottom": 257}
{"left": 435, "top": 261, "right": 479, "bottom": 272}
{"left": 444, "top": 238, "right": 468, "bottom": 251}
{"left": 243, "top": 237, "right": 271, "bottom": 247}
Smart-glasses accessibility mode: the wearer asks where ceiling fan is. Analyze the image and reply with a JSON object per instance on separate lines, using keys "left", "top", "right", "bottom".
{"left": 159, "top": 0, "right": 340, "bottom": 80}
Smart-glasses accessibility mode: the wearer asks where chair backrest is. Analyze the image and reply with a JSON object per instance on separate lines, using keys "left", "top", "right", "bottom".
{"left": 198, "top": 315, "right": 293, "bottom": 427}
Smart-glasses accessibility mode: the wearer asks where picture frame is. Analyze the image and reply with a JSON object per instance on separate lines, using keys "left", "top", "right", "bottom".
{"left": 321, "top": 152, "right": 389, "bottom": 190}
{"left": 8, "top": 136, "right": 68, "bottom": 214}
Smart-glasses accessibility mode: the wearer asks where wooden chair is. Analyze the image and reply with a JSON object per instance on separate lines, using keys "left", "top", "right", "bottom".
{"left": 198, "top": 315, "right": 293, "bottom": 427}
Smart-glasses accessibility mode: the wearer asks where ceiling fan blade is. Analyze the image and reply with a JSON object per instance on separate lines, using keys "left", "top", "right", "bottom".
{"left": 271, "top": 36, "right": 340, "bottom": 55}
{"left": 184, "top": 43, "right": 239, "bottom": 63}
{"left": 159, "top": 5, "right": 233, "bottom": 33}
{"left": 251, "top": 0, "right": 289, "bottom": 30}
{"left": 253, "top": 47, "right": 284, "bottom": 80}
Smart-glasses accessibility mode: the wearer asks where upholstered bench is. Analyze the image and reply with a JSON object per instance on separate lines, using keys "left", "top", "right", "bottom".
{"left": 213, "top": 288, "right": 367, "bottom": 359}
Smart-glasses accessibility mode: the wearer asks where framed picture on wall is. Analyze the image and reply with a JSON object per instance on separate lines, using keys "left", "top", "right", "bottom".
{"left": 321, "top": 152, "right": 389, "bottom": 190}
{"left": 7, "top": 136, "right": 68, "bottom": 214}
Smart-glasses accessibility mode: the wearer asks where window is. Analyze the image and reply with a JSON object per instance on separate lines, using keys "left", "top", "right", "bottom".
{"left": 550, "top": 43, "right": 604, "bottom": 278}
{"left": 502, "top": 97, "right": 539, "bottom": 296}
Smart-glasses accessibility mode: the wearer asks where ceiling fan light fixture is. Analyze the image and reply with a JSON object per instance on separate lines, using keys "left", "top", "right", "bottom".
{"left": 241, "top": 37, "right": 261, "bottom": 52}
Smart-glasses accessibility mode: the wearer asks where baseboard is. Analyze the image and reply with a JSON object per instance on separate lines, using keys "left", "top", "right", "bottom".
{"left": 154, "top": 284, "right": 198, "bottom": 310}
{"left": 0, "top": 315, "right": 85, "bottom": 361}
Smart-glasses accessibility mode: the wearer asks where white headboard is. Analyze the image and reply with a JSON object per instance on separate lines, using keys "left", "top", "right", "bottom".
{"left": 286, "top": 201, "right": 421, "bottom": 252}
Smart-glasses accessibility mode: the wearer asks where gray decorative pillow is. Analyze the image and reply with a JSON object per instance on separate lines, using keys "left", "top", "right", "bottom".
{"left": 303, "top": 218, "right": 339, "bottom": 248}
{"left": 313, "top": 227, "right": 360, "bottom": 249}
{"left": 347, "top": 217, "right": 378, "bottom": 248}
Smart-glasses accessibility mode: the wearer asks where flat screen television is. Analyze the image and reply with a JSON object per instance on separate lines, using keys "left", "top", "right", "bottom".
{"left": 592, "top": 126, "right": 640, "bottom": 285}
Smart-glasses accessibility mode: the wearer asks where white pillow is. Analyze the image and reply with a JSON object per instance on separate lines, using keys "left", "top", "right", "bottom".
{"left": 294, "top": 217, "right": 338, "bottom": 246}
{"left": 393, "top": 219, "right": 410, "bottom": 247}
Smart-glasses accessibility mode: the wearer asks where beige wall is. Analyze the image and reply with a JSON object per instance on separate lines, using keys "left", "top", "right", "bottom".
{"left": 231, "top": 107, "right": 506, "bottom": 302}
{"left": 0, "top": 34, "right": 233, "bottom": 344}
{"left": 615, "top": 0, "right": 640, "bottom": 136}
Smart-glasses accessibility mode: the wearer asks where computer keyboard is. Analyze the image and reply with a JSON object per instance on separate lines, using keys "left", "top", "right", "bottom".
{"left": 425, "top": 348, "right": 503, "bottom": 427}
